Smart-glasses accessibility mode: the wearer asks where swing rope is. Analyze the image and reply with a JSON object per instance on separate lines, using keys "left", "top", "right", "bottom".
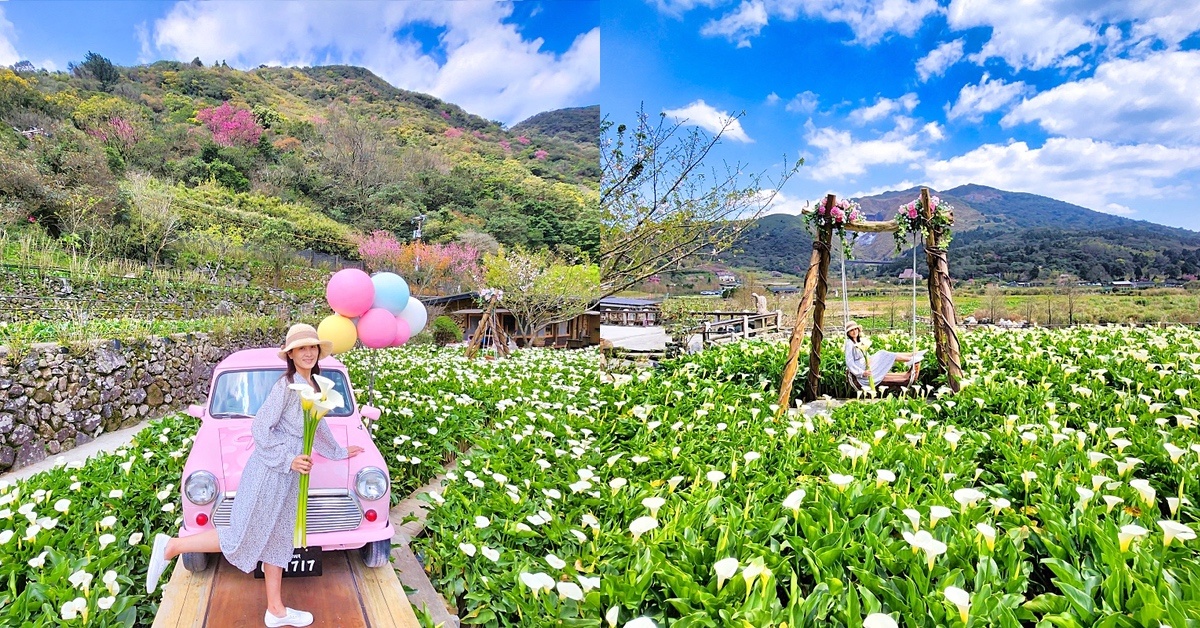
{"left": 837, "top": 236, "right": 919, "bottom": 348}
{"left": 912, "top": 232, "right": 919, "bottom": 353}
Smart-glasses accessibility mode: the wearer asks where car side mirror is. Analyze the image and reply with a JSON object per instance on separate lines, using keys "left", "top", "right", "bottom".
{"left": 360, "top": 406, "right": 381, "bottom": 421}
{"left": 187, "top": 404, "right": 206, "bottom": 420}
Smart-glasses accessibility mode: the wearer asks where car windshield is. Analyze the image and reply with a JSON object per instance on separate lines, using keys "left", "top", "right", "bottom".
{"left": 209, "top": 369, "right": 354, "bottom": 418}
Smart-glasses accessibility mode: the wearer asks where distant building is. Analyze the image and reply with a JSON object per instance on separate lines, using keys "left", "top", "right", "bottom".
{"left": 717, "top": 273, "right": 737, "bottom": 285}
{"left": 420, "top": 292, "right": 600, "bottom": 347}
{"left": 766, "top": 285, "right": 799, "bottom": 295}
{"left": 898, "top": 268, "right": 923, "bottom": 280}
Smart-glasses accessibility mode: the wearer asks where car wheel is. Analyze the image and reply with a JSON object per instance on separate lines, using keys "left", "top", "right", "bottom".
{"left": 182, "top": 552, "right": 210, "bottom": 572}
{"left": 360, "top": 539, "right": 392, "bottom": 568}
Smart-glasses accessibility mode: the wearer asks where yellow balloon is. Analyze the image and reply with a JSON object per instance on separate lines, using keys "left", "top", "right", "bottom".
{"left": 318, "top": 314, "right": 358, "bottom": 354}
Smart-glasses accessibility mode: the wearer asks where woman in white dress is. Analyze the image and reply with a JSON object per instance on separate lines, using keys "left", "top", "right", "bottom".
{"left": 145, "top": 324, "right": 364, "bottom": 627}
{"left": 844, "top": 320, "right": 915, "bottom": 389}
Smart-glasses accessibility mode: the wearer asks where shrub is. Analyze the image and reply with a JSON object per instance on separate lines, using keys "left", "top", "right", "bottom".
{"left": 431, "top": 315, "right": 463, "bottom": 346}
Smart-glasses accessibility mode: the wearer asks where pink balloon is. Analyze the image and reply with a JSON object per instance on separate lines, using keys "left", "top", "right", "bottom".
{"left": 390, "top": 317, "right": 412, "bottom": 347}
{"left": 356, "top": 308, "right": 396, "bottom": 348}
{"left": 326, "top": 269, "right": 375, "bottom": 318}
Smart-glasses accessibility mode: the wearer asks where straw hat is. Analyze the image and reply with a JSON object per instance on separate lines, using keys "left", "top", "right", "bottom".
{"left": 844, "top": 320, "right": 862, "bottom": 335}
{"left": 278, "top": 323, "right": 333, "bottom": 361}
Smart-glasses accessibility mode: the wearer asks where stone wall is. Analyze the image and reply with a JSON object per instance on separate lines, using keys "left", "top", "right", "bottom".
{"left": 0, "top": 326, "right": 287, "bottom": 473}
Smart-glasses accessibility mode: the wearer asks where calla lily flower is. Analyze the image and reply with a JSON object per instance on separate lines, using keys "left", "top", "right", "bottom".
{"left": 1158, "top": 520, "right": 1196, "bottom": 546}
{"left": 829, "top": 473, "right": 854, "bottom": 491}
{"left": 863, "top": 614, "right": 898, "bottom": 628}
{"left": 1118, "top": 524, "right": 1149, "bottom": 552}
{"left": 943, "top": 586, "right": 970, "bottom": 624}
{"left": 1076, "top": 486, "right": 1095, "bottom": 508}
{"left": 714, "top": 557, "right": 738, "bottom": 589}
{"left": 1164, "top": 443, "right": 1186, "bottom": 464}
{"left": 519, "top": 571, "right": 556, "bottom": 596}
{"left": 876, "top": 470, "right": 896, "bottom": 487}
{"left": 641, "top": 496, "right": 666, "bottom": 517}
{"left": 976, "top": 523, "right": 996, "bottom": 551}
{"left": 1102, "top": 495, "right": 1124, "bottom": 513}
{"left": 629, "top": 516, "right": 658, "bottom": 540}
{"left": 1129, "top": 479, "right": 1156, "bottom": 506}
{"left": 929, "top": 505, "right": 952, "bottom": 528}
{"left": 952, "top": 488, "right": 986, "bottom": 511}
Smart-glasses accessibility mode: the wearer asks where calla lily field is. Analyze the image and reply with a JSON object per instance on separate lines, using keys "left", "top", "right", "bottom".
{"left": 1, "top": 325, "right": 1199, "bottom": 626}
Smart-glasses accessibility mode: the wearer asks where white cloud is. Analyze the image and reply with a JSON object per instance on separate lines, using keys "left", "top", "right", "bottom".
{"left": 1104, "top": 203, "right": 1135, "bottom": 216}
{"left": 760, "top": 189, "right": 812, "bottom": 216}
{"left": 804, "top": 125, "right": 926, "bottom": 181}
{"left": 922, "top": 121, "right": 944, "bottom": 141}
{"left": 135, "top": 21, "right": 153, "bottom": 64}
{"left": 698, "top": 0, "right": 939, "bottom": 47}
{"left": 765, "top": 92, "right": 781, "bottom": 105}
{"left": 663, "top": 100, "right": 753, "bottom": 142}
{"left": 651, "top": 0, "right": 727, "bottom": 17}
{"left": 151, "top": 1, "right": 598, "bottom": 125}
{"left": 915, "top": 39, "right": 964, "bottom": 81}
{"left": 0, "top": 7, "right": 20, "bottom": 67}
{"left": 700, "top": 0, "right": 768, "bottom": 48}
{"left": 785, "top": 90, "right": 819, "bottom": 114}
{"left": 947, "top": 0, "right": 1200, "bottom": 71}
{"left": 945, "top": 73, "right": 1028, "bottom": 122}
{"left": 923, "top": 137, "right": 1200, "bottom": 215}
{"left": 1003, "top": 50, "right": 1200, "bottom": 146}
{"left": 849, "top": 93, "right": 917, "bottom": 124}
{"left": 851, "top": 180, "right": 919, "bottom": 198}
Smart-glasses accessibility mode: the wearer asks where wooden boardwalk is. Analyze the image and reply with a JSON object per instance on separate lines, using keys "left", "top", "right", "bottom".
{"left": 153, "top": 551, "right": 421, "bottom": 628}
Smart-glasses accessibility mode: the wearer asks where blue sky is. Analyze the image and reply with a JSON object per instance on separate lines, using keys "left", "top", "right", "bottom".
{"left": 599, "top": 0, "right": 1200, "bottom": 232}
{"left": 0, "top": 0, "right": 599, "bottom": 126}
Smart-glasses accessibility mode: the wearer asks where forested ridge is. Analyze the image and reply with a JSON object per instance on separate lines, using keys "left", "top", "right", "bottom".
{"left": 0, "top": 55, "right": 599, "bottom": 267}
{"left": 725, "top": 185, "right": 1200, "bottom": 282}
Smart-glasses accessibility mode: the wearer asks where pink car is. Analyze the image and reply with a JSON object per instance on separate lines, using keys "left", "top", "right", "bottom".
{"left": 180, "top": 348, "right": 393, "bottom": 571}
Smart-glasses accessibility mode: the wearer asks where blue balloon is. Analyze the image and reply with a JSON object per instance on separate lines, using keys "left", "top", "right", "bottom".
{"left": 370, "top": 272, "right": 411, "bottom": 316}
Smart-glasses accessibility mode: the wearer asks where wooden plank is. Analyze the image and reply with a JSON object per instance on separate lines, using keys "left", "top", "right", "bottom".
{"left": 153, "top": 561, "right": 216, "bottom": 628}
{"left": 348, "top": 552, "right": 423, "bottom": 628}
{"left": 205, "top": 553, "right": 368, "bottom": 628}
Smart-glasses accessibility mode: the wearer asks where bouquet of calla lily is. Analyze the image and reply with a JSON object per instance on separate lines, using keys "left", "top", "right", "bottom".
{"left": 288, "top": 375, "right": 344, "bottom": 547}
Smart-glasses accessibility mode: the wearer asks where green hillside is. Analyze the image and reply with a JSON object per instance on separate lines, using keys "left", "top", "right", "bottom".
{"left": 723, "top": 185, "right": 1200, "bottom": 282}
{"left": 0, "top": 57, "right": 599, "bottom": 271}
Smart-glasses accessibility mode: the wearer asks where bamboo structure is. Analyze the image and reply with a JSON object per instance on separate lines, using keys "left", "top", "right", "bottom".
{"left": 774, "top": 188, "right": 961, "bottom": 417}
{"left": 464, "top": 298, "right": 511, "bottom": 360}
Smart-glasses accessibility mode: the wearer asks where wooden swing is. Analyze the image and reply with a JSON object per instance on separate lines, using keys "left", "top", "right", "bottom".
{"left": 776, "top": 189, "right": 963, "bottom": 415}
{"left": 839, "top": 222, "right": 922, "bottom": 397}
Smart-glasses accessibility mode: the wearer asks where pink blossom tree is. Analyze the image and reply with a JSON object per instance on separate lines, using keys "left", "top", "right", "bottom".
{"left": 516, "top": 135, "right": 531, "bottom": 145}
{"left": 534, "top": 149, "right": 549, "bottom": 161}
{"left": 444, "top": 127, "right": 464, "bottom": 139}
{"left": 355, "top": 230, "right": 404, "bottom": 273}
{"left": 196, "top": 102, "right": 264, "bottom": 147}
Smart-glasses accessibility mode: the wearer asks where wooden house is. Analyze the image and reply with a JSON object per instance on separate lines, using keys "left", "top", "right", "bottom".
{"left": 419, "top": 292, "right": 601, "bottom": 348}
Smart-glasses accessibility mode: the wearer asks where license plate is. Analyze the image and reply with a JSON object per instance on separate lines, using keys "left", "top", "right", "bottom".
{"left": 253, "top": 546, "right": 323, "bottom": 578}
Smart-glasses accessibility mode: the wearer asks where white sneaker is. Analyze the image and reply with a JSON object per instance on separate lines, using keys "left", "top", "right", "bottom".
{"left": 265, "top": 607, "right": 314, "bottom": 627}
{"left": 146, "top": 533, "right": 172, "bottom": 594}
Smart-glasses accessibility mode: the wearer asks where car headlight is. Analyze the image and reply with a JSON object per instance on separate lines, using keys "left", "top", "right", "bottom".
{"left": 355, "top": 467, "right": 388, "bottom": 502}
{"left": 184, "top": 471, "right": 218, "bottom": 505}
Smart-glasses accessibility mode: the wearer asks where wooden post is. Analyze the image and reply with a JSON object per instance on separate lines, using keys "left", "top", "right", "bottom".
{"left": 921, "top": 188, "right": 947, "bottom": 371}
{"left": 775, "top": 201, "right": 834, "bottom": 416}
{"left": 921, "top": 188, "right": 963, "bottom": 392}
{"left": 805, "top": 200, "right": 835, "bottom": 402}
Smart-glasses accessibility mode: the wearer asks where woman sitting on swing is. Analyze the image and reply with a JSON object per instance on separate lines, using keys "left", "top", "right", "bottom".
{"left": 844, "top": 320, "right": 919, "bottom": 389}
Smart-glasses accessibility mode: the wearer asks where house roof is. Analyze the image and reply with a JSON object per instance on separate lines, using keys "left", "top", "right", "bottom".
{"left": 597, "top": 297, "right": 661, "bottom": 308}
{"left": 419, "top": 292, "right": 478, "bottom": 306}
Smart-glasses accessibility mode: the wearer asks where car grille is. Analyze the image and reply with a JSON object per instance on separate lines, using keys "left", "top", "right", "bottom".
{"left": 212, "top": 489, "right": 363, "bottom": 534}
